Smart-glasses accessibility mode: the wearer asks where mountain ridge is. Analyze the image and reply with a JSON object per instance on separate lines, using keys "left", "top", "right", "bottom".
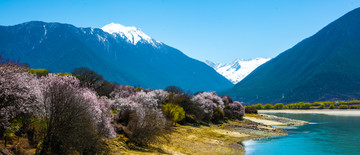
{"left": 0, "top": 21, "right": 233, "bottom": 92}
{"left": 226, "top": 7, "right": 360, "bottom": 104}
{"left": 205, "top": 58, "right": 270, "bottom": 84}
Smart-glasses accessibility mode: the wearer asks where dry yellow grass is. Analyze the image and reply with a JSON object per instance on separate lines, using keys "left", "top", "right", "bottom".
{"left": 158, "top": 124, "right": 247, "bottom": 155}
{"left": 244, "top": 114, "right": 260, "bottom": 118}
{"left": 1, "top": 116, "right": 287, "bottom": 155}
{"left": 106, "top": 120, "right": 284, "bottom": 155}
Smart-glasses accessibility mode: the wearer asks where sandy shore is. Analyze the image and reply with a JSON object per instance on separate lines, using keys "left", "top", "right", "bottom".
{"left": 259, "top": 109, "right": 360, "bottom": 116}
{"left": 244, "top": 116, "right": 285, "bottom": 126}
{"left": 244, "top": 114, "right": 309, "bottom": 126}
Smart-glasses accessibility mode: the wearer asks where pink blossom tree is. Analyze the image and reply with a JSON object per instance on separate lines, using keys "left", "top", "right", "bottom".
{"left": 40, "top": 74, "right": 116, "bottom": 138}
{"left": 78, "top": 88, "right": 116, "bottom": 138}
{"left": 0, "top": 66, "right": 42, "bottom": 130}
{"left": 191, "top": 92, "right": 225, "bottom": 121}
{"left": 228, "top": 101, "right": 245, "bottom": 118}
{"left": 110, "top": 89, "right": 168, "bottom": 145}
{"left": 110, "top": 85, "right": 136, "bottom": 99}
{"left": 39, "top": 77, "right": 109, "bottom": 154}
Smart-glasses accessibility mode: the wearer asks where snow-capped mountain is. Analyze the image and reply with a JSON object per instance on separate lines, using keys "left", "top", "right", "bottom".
{"left": 205, "top": 58, "right": 271, "bottom": 84}
{"left": 101, "top": 23, "right": 162, "bottom": 47}
{"left": 0, "top": 21, "right": 233, "bottom": 91}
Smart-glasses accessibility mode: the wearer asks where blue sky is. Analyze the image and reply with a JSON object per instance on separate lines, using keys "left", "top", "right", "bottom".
{"left": 1, "top": 0, "right": 359, "bottom": 63}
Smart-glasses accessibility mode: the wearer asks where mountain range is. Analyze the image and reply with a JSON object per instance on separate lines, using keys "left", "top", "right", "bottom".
{"left": 205, "top": 58, "right": 270, "bottom": 84}
{"left": 226, "top": 7, "right": 360, "bottom": 104}
{"left": 0, "top": 21, "right": 233, "bottom": 92}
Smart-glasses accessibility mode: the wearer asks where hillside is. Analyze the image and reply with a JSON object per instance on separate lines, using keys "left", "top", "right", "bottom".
{"left": 227, "top": 7, "right": 360, "bottom": 103}
{"left": 0, "top": 21, "right": 233, "bottom": 91}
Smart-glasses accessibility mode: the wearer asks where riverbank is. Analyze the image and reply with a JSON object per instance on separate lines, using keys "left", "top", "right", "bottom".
{"left": 104, "top": 114, "right": 307, "bottom": 154}
{"left": 0, "top": 114, "right": 306, "bottom": 155}
{"left": 259, "top": 109, "right": 360, "bottom": 116}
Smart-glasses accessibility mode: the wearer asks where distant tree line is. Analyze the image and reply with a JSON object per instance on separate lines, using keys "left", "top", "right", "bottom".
{"left": 247, "top": 101, "right": 360, "bottom": 110}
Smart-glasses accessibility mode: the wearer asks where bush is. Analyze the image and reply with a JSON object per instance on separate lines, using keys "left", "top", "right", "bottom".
{"left": 39, "top": 81, "right": 109, "bottom": 154}
{"left": 245, "top": 106, "right": 258, "bottom": 114}
{"left": 350, "top": 105, "right": 360, "bottom": 109}
{"left": 136, "top": 87, "right": 142, "bottom": 91}
{"left": 329, "top": 104, "right": 335, "bottom": 109}
{"left": 111, "top": 90, "right": 170, "bottom": 146}
{"left": 72, "top": 67, "right": 104, "bottom": 87}
{"left": 338, "top": 105, "right": 348, "bottom": 109}
{"left": 253, "top": 104, "right": 263, "bottom": 110}
{"left": 221, "top": 96, "right": 233, "bottom": 105}
{"left": 191, "top": 92, "right": 225, "bottom": 122}
{"left": 149, "top": 89, "right": 170, "bottom": 106}
{"left": 168, "top": 93, "right": 204, "bottom": 123}
{"left": 274, "top": 103, "right": 284, "bottom": 109}
{"left": 164, "top": 86, "right": 184, "bottom": 94}
{"left": 263, "top": 104, "right": 274, "bottom": 109}
{"left": 228, "top": 101, "right": 245, "bottom": 119}
{"left": 97, "top": 81, "right": 118, "bottom": 97}
{"left": 110, "top": 85, "right": 136, "bottom": 98}
{"left": 55, "top": 72, "right": 72, "bottom": 76}
{"left": 162, "top": 103, "right": 185, "bottom": 125}
{"left": 71, "top": 67, "right": 119, "bottom": 97}
{"left": 319, "top": 104, "right": 325, "bottom": 109}
{"left": 301, "top": 103, "right": 311, "bottom": 109}
{"left": 211, "top": 107, "right": 225, "bottom": 123}
{"left": 28, "top": 68, "right": 50, "bottom": 77}
{"left": 126, "top": 108, "right": 169, "bottom": 146}
{"left": 224, "top": 101, "right": 245, "bottom": 120}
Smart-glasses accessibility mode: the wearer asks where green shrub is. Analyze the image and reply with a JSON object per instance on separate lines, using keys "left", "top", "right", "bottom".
{"left": 211, "top": 107, "right": 225, "bottom": 123}
{"left": 136, "top": 87, "right": 142, "bottom": 91}
{"left": 338, "top": 105, "right": 348, "bottom": 109}
{"left": 245, "top": 106, "right": 258, "bottom": 114}
{"left": 288, "top": 103, "right": 301, "bottom": 109}
{"left": 28, "top": 68, "right": 50, "bottom": 77}
{"left": 319, "top": 104, "right": 325, "bottom": 109}
{"left": 350, "top": 105, "right": 360, "bottom": 109}
{"left": 167, "top": 93, "right": 204, "bottom": 123}
{"left": 55, "top": 72, "right": 72, "bottom": 76}
{"left": 263, "top": 104, "right": 274, "bottom": 109}
{"left": 329, "top": 104, "right": 335, "bottom": 109}
{"left": 161, "top": 103, "right": 185, "bottom": 125}
{"left": 348, "top": 100, "right": 360, "bottom": 104}
{"left": 301, "top": 103, "right": 311, "bottom": 109}
{"left": 254, "top": 104, "right": 263, "bottom": 110}
{"left": 274, "top": 103, "right": 284, "bottom": 109}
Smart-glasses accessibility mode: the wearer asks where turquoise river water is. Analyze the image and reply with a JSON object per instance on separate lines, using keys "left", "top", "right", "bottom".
{"left": 243, "top": 113, "right": 360, "bottom": 155}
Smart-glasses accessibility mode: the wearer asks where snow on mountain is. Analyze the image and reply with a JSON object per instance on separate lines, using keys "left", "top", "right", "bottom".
{"left": 205, "top": 58, "right": 271, "bottom": 84}
{"left": 204, "top": 60, "right": 219, "bottom": 68}
{"left": 101, "top": 23, "right": 161, "bottom": 47}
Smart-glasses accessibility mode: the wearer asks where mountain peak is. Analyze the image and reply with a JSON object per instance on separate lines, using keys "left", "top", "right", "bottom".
{"left": 101, "top": 23, "right": 161, "bottom": 47}
{"left": 205, "top": 58, "right": 271, "bottom": 84}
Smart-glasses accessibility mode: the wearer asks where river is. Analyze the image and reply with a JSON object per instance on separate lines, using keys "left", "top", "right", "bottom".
{"left": 243, "top": 113, "right": 360, "bottom": 155}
